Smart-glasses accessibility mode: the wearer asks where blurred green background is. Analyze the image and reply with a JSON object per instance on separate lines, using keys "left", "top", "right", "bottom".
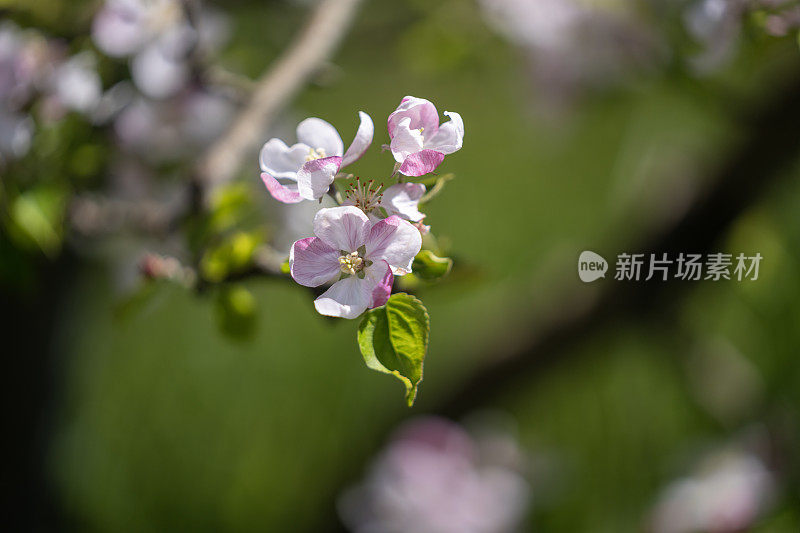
{"left": 4, "top": 0, "right": 800, "bottom": 531}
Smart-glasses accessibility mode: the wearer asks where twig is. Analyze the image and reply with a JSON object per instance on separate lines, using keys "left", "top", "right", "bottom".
{"left": 68, "top": 194, "right": 188, "bottom": 237}
{"left": 195, "top": 0, "right": 366, "bottom": 199}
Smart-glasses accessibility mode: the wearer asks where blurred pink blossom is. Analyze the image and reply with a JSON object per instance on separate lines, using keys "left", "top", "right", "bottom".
{"left": 649, "top": 447, "right": 775, "bottom": 533}
{"left": 338, "top": 417, "right": 530, "bottom": 533}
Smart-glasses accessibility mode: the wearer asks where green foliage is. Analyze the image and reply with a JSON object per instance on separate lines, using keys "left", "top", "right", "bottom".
{"left": 207, "top": 183, "right": 255, "bottom": 235}
{"left": 214, "top": 284, "right": 258, "bottom": 341}
{"left": 411, "top": 249, "right": 453, "bottom": 281}
{"left": 395, "top": 0, "right": 494, "bottom": 75}
{"left": 200, "top": 230, "right": 263, "bottom": 283}
{"left": 357, "top": 293, "right": 429, "bottom": 406}
{"left": 7, "top": 185, "right": 67, "bottom": 257}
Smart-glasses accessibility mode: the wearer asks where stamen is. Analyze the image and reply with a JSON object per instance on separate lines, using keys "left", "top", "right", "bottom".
{"left": 305, "top": 147, "right": 328, "bottom": 161}
{"left": 338, "top": 250, "right": 364, "bottom": 275}
{"left": 344, "top": 176, "right": 384, "bottom": 215}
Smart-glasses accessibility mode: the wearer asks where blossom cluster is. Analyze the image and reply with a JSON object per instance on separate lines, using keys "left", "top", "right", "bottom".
{"left": 91, "top": 0, "right": 234, "bottom": 163}
{"left": 338, "top": 417, "right": 530, "bottom": 533}
{"left": 649, "top": 440, "right": 775, "bottom": 533}
{"left": 0, "top": 22, "right": 103, "bottom": 163}
{"left": 259, "top": 96, "right": 464, "bottom": 318}
{"left": 92, "top": 0, "right": 229, "bottom": 100}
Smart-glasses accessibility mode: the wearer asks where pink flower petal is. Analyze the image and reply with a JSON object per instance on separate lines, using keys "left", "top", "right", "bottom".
{"left": 424, "top": 111, "right": 463, "bottom": 155}
{"left": 261, "top": 172, "right": 303, "bottom": 203}
{"left": 259, "top": 138, "right": 310, "bottom": 179}
{"left": 381, "top": 183, "right": 426, "bottom": 222}
{"left": 92, "top": 4, "right": 147, "bottom": 58}
{"left": 296, "top": 155, "right": 342, "bottom": 200}
{"left": 289, "top": 237, "right": 341, "bottom": 287}
{"left": 398, "top": 149, "right": 445, "bottom": 177}
{"left": 314, "top": 276, "right": 371, "bottom": 319}
{"left": 296, "top": 117, "right": 344, "bottom": 157}
{"left": 365, "top": 215, "right": 422, "bottom": 275}
{"left": 341, "top": 111, "right": 374, "bottom": 167}
{"left": 366, "top": 260, "right": 393, "bottom": 308}
{"left": 131, "top": 44, "right": 188, "bottom": 99}
{"left": 389, "top": 117, "right": 425, "bottom": 164}
{"left": 388, "top": 96, "right": 440, "bottom": 139}
{"left": 313, "top": 205, "right": 370, "bottom": 252}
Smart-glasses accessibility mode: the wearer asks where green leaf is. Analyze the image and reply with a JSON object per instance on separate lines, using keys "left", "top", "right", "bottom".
{"left": 9, "top": 186, "right": 66, "bottom": 258}
{"left": 412, "top": 250, "right": 453, "bottom": 281}
{"left": 357, "top": 293, "right": 430, "bottom": 406}
{"left": 214, "top": 285, "right": 258, "bottom": 341}
{"left": 200, "top": 230, "right": 263, "bottom": 283}
{"left": 208, "top": 183, "right": 253, "bottom": 234}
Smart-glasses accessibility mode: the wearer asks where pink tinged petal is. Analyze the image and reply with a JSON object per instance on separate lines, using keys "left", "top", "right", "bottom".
{"left": 389, "top": 117, "right": 425, "bottom": 163}
{"left": 365, "top": 260, "right": 393, "bottom": 308}
{"left": 398, "top": 149, "right": 445, "bottom": 177}
{"left": 289, "top": 237, "right": 341, "bottom": 287}
{"left": 296, "top": 117, "right": 344, "bottom": 157}
{"left": 313, "top": 205, "right": 370, "bottom": 252}
{"left": 424, "top": 111, "right": 464, "bottom": 155}
{"left": 261, "top": 172, "right": 303, "bottom": 204}
{"left": 259, "top": 138, "right": 310, "bottom": 179}
{"left": 341, "top": 111, "right": 374, "bottom": 167}
{"left": 365, "top": 215, "right": 422, "bottom": 275}
{"left": 387, "top": 95, "right": 440, "bottom": 139}
{"left": 295, "top": 155, "right": 342, "bottom": 201}
{"left": 314, "top": 276, "right": 371, "bottom": 319}
{"left": 130, "top": 44, "right": 188, "bottom": 99}
{"left": 381, "top": 183, "right": 426, "bottom": 222}
{"left": 92, "top": 5, "right": 147, "bottom": 57}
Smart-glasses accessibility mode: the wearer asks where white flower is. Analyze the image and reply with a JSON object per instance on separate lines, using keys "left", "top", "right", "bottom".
{"left": 289, "top": 206, "right": 421, "bottom": 319}
{"left": 50, "top": 52, "right": 102, "bottom": 114}
{"left": 650, "top": 449, "right": 774, "bottom": 533}
{"left": 387, "top": 96, "right": 464, "bottom": 177}
{"left": 92, "top": 0, "right": 228, "bottom": 99}
{"left": 259, "top": 112, "right": 373, "bottom": 203}
{"left": 338, "top": 417, "right": 530, "bottom": 533}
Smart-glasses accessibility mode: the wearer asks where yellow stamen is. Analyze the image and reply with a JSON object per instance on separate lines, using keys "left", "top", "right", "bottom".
{"left": 338, "top": 251, "right": 364, "bottom": 275}
{"left": 305, "top": 147, "right": 327, "bottom": 161}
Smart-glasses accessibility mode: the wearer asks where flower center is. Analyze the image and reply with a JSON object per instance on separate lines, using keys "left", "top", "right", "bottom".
{"left": 338, "top": 251, "right": 364, "bottom": 275}
{"left": 344, "top": 177, "right": 383, "bottom": 215}
{"left": 305, "top": 147, "right": 327, "bottom": 161}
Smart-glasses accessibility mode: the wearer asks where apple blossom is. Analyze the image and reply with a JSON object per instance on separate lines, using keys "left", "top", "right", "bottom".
{"left": 649, "top": 448, "right": 774, "bottom": 533}
{"left": 380, "top": 182, "right": 427, "bottom": 223}
{"left": 92, "top": 0, "right": 229, "bottom": 99}
{"left": 49, "top": 52, "right": 103, "bottom": 114}
{"left": 387, "top": 96, "right": 464, "bottom": 177}
{"left": 343, "top": 179, "right": 429, "bottom": 232}
{"left": 289, "top": 206, "right": 421, "bottom": 319}
{"left": 338, "top": 417, "right": 530, "bottom": 533}
{"left": 260, "top": 112, "right": 373, "bottom": 203}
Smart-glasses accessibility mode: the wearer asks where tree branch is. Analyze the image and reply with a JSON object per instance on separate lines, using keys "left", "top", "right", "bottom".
{"left": 195, "top": 0, "right": 366, "bottom": 199}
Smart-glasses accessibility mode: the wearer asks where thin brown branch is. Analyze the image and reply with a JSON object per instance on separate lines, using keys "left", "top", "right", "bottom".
{"left": 68, "top": 194, "right": 188, "bottom": 237}
{"left": 195, "top": 0, "right": 366, "bottom": 199}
